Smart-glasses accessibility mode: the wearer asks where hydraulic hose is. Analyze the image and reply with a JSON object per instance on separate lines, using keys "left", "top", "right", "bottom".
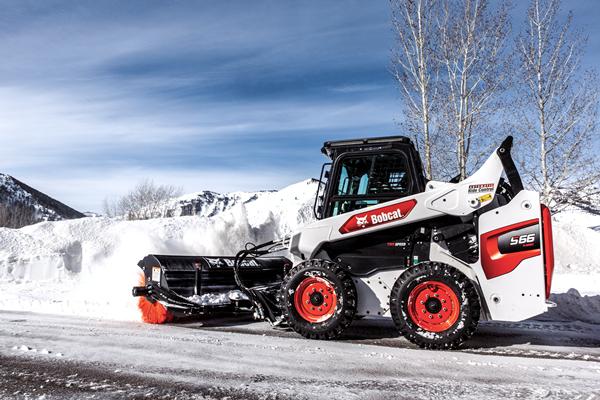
{"left": 233, "top": 238, "right": 289, "bottom": 324}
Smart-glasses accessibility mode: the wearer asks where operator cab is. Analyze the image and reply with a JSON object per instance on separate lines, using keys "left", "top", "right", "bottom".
{"left": 314, "top": 136, "right": 427, "bottom": 219}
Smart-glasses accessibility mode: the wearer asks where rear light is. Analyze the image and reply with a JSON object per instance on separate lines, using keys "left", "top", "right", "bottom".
{"left": 541, "top": 204, "right": 554, "bottom": 299}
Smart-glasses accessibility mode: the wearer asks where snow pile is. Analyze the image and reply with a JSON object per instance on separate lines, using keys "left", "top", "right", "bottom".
{"left": 551, "top": 210, "right": 600, "bottom": 295}
{"left": 0, "top": 178, "right": 599, "bottom": 324}
{"left": 187, "top": 290, "right": 249, "bottom": 306}
{"left": 0, "top": 180, "right": 317, "bottom": 321}
{"left": 544, "top": 289, "right": 600, "bottom": 325}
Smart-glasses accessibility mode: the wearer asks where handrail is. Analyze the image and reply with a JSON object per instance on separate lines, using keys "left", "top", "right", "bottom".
{"left": 496, "top": 136, "right": 524, "bottom": 195}
{"left": 313, "top": 163, "right": 331, "bottom": 219}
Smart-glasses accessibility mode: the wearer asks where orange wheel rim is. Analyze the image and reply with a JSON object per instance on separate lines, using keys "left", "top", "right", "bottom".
{"left": 293, "top": 277, "right": 337, "bottom": 323}
{"left": 407, "top": 281, "right": 460, "bottom": 332}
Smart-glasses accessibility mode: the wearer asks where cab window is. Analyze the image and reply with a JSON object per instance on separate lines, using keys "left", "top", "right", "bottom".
{"left": 330, "top": 152, "right": 412, "bottom": 216}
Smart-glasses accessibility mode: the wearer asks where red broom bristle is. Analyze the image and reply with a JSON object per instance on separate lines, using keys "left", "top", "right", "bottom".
{"left": 137, "top": 274, "right": 174, "bottom": 324}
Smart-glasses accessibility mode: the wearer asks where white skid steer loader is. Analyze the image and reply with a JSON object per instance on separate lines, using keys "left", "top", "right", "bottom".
{"left": 133, "top": 135, "right": 555, "bottom": 349}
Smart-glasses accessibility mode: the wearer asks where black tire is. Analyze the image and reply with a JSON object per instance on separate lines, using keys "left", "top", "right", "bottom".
{"left": 390, "top": 262, "right": 480, "bottom": 350}
{"left": 279, "top": 259, "right": 356, "bottom": 340}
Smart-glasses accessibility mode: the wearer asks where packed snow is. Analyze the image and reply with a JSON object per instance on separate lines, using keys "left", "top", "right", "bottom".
{"left": 2, "top": 310, "right": 598, "bottom": 399}
{"left": 551, "top": 210, "right": 600, "bottom": 295}
{"left": 187, "top": 290, "right": 249, "bottom": 306}
{"left": 0, "top": 178, "right": 599, "bottom": 324}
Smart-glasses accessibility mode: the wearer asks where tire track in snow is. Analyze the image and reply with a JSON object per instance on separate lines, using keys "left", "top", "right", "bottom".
{"left": 183, "top": 317, "right": 600, "bottom": 363}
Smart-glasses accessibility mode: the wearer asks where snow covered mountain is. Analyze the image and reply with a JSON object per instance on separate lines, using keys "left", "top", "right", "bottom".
{"left": 163, "top": 190, "right": 274, "bottom": 218}
{"left": 151, "top": 179, "right": 319, "bottom": 222}
{"left": 0, "top": 173, "right": 84, "bottom": 226}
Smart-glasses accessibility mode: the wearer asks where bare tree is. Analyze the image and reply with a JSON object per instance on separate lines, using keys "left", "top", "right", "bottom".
{"left": 0, "top": 203, "right": 38, "bottom": 228}
{"left": 437, "top": 0, "right": 511, "bottom": 179}
{"left": 103, "top": 180, "right": 182, "bottom": 220}
{"left": 390, "top": 0, "right": 438, "bottom": 179}
{"left": 516, "top": 0, "right": 599, "bottom": 213}
{"left": 102, "top": 198, "right": 119, "bottom": 219}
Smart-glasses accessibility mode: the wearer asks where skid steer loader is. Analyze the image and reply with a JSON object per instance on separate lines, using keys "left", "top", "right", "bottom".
{"left": 132, "top": 135, "right": 555, "bottom": 349}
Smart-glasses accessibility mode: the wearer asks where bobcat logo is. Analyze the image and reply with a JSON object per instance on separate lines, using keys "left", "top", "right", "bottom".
{"left": 355, "top": 215, "right": 368, "bottom": 228}
{"left": 339, "top": 199, "right": 417, "bottom": 235}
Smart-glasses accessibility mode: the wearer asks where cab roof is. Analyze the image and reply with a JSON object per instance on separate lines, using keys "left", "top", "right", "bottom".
{"left": 321, "top": 135, "right": 414, "bottom": 160}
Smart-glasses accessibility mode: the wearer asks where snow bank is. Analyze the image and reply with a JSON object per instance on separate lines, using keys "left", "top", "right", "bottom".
{"left": 544, "top": 289, "right": 600, "bottom": 325}
{"left": 0, "top": 180, "right": 599, "bottom": 324}
{"left": 0, "top": 180, "right": 316, "bottom": 321}
{"left": 551, "top": 210, "right": 600, "bottom": 296}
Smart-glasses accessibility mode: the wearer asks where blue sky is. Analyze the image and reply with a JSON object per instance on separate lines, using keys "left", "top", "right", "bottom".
{"left": 0, "top": 1, "right": 598, "bottom": 212}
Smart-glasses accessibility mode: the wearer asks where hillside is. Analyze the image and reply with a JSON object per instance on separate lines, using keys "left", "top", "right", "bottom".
{"left": 161, "top": 190, "right": 275, "bottom": 218}
{"left": 0, "top": 173, "right": 84, "bottom": 227}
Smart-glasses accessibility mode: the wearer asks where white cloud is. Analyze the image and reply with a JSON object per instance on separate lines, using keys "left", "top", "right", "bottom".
{"left": 0, "top": 1, "right": 398, "bottom": 211}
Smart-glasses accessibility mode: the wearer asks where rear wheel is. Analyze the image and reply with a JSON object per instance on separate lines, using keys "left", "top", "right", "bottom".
{"left": 280, "top": 259, "right": 356, "bottom": 340}
{"left": 390, "top": 262, "right": 480, "bottom": 349}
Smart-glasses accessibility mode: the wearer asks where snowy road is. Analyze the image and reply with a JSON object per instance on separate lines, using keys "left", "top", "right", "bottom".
{"left": 1, "top": 311, "right": 599, "bottom": 399}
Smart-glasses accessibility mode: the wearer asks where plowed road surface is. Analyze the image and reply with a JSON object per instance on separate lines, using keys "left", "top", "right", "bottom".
{"left": 1, "top": 311, "right": 599, "bottom": 399}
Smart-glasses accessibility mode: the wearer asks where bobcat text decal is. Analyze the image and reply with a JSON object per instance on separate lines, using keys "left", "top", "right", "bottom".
{"left": 339, "top": 199, "right": 417, "bottom": 234}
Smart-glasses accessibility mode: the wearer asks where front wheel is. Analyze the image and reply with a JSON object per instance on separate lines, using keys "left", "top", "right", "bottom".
{"left": 390, "top": 262, "right": 480, "bottom": 349}
{"left": 279, "top": 259, "right": 356, "bottom": 340}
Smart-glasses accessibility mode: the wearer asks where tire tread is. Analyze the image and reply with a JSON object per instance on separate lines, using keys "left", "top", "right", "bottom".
{"left": 390, "top": 262, "right": 480, "bottom": 350}
{"left": 279, "top": 259, "right": 356, "bottom": 340}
